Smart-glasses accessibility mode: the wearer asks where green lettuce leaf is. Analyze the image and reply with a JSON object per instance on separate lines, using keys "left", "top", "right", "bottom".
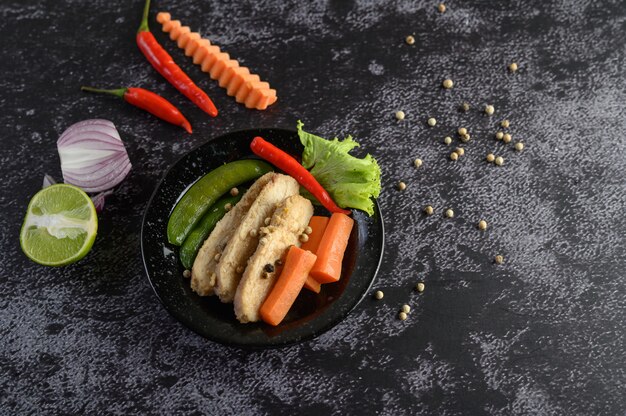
{"left": 297, "top": 120, "right": 381, "bottom": 216}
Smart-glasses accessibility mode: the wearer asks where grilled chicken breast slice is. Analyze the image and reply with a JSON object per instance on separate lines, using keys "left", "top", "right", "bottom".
{"left": 190, "top": 172, "right": 275, "bottom": 296}
{"left": 234, "top": 194, "right": 314, "bottom": 323}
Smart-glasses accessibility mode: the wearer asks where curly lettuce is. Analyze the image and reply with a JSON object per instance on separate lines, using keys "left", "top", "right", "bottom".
{"left": 297, "top": 120, "right": 381, "bottom": 216}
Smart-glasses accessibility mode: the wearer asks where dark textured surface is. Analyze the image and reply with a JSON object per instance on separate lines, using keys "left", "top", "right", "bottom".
{"left": 1, "top": 0, "right": 625, "bottom": 414}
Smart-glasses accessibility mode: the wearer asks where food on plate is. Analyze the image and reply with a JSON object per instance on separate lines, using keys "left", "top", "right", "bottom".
{"left": 81, "top": 86, "right": 192, "bottom": 133}
{"left": 20, "top": 184, "right": 98, "bottom": 266}
{"left": 156, "top": 12, "right": 277, "bottom": 111}
{"left": 191, "top": 173, "right": 274, "bottom": 296}
{"left": 310, "top": 213, "right": 354, "bottom": 283}
{"left": 179, "top": 190, "right": 244, "bottom": 270}
{"left": 169, "top": 126, "right": 380, "bottom": 325}
{"left": 215, "top": 174, "right": 300, "bottom": 302}
{"left": 167, "top": 159, "right": 273, "bottom": 245}
{"left": 297, "top": 121, "right": 381, "bottom": 216}
{"left": 234, "top": 194, "right": 314, "bottom": 322}
{"left": 136, "top": 0, "right": 217, "bottom": 117}
{"left": 259, "top": 246, "right": 317, "bottom": 326}
{"left": 250, "top": 136, "right": 350, "bottom": 215}
{"left": 299, "top": 216, "right": 330, "bottom": 293}
{"left": 57, "top": 119, "right": 131, "bottom": 193}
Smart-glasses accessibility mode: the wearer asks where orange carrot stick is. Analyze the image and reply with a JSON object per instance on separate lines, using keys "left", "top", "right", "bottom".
{"left": 309, "top": 213, "right": 354, "bottom": 284}
{"left": 300, "top": 216, "right": 329, "bottom": 292}
{"left": 303, "top": 276, "right": 321, "bottom": 293}
{"left": 260, "top": 246, "right": 317, "bottom": 326}
{"left": 300, "top": 216, "right": 330, "bottom": 253}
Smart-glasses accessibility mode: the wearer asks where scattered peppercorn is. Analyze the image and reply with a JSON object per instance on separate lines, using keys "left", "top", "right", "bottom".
{"left": 508, "top": 62, "right": 518, "bottom": 72}
{"left": 444, "top": 136, "right": 452, "bottom": 145}
{"left": 458, "top": 127, "right": 468, "bottom": 136}
{"left": 455, "top": 147, "right": 465, "bottom": 156}
{"left": 405, "top": 35, "right": 415, "bottom": 45}
{"left": 450, "top": 152, "right": 459, "bottom": 161}
{"left": 515, "top": 142, "right": 524, "bottom": 151}
{"left": 445, "top": 208, "right": 454, "bottom": 218}
{"left": 501, "top": 119, "right": 510, "bottom": 128}
{"left": 398, "top": 311, "right": 408, "bottom": 321}
{"left": 396, "top": 110, "right": 405, "bottom": 121}
{"left": 428, "top": 117, "right": 437, "bottom": 127}
{"left": 183, "top": 269, "right": 191, "bottom": 278}
{"left": 495, "top": 255, "right": 504, "bottom": 264}
{"left": 503, "top": 133, "right": 512, "bottom": 144}
{"left": 424, "top": 205, "right": 434, "bottom": 215}
{"left": 401, "top": 304, "right": 411, "bottom": 314}
{"left": 478, "top": 220, "right": 488, "bottom": 230}
{"left": 262, "top": 271, "right": 270, "bottom": 279}
{"left": 442, "top": 79, "right": 454, "bottom": 89}
{"left": 264, "top": 264, "right": 275, "bottom": 273}
{"left": 229, "top": 187, "right": 239, "bottom": 196}
{"left": 299, "top": 233, "right": 309, "bottom": 243}
{"left": 495, "top": 131, "right": 504, "bottom": 140}
{"left": 485, "top": 105, "right": 495, "bottom": 115}
{"left": 438, "top": 3, "right": 446, "bottom": 13}
{"left": 414, "top": 158, "right": 423, "bottom": 168}
{"left": 416, "top": 282, "right": 426, "bottom": 292}
{"left": 397, "top": 181, "right": 407, "bottom": 191}
{"left": 486, "top": 153, "right": 495, "bottom": 162}
{"left": 460, "top": 102, "right": 470, "bottom": 112}
{"left": 495, "top": 156, "right": 504, "bottom": 166}
{"left": 375, "top": 290, "right": 384, "bottom": 300}
{"left": 305, "top": 226, "right": 313, "bottom": 234}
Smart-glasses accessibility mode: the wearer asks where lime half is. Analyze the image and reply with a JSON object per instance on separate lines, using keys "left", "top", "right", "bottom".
{"left": 20, "top": 183, "right": 98, "bottom": 266}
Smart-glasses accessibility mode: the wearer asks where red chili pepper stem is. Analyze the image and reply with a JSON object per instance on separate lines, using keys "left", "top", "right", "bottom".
{"left": 81, "top": 86, "right": 127, "bottom": 99}
{"left": 138, "top": 0, "right": 151, "bottom": 33}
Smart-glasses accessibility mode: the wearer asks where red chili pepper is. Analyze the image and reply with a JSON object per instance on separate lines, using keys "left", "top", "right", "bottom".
{"left": 81, "top": 86, "right": 192, "bottom": 133}
{"left": 136, "top": 0, "right": 218, "bottom": 118}
{"left": 250, "top": 136, "right": 351, "bottom": 215}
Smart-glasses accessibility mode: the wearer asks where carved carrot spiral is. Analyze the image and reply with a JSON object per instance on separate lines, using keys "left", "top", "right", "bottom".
{"left": 156, "top": 12, "right": 277, "bottom": 111}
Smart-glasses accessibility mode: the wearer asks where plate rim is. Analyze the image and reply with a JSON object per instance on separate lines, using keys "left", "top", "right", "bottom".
{"left": 140, "top": 127, "right": 385, "bottom": 348}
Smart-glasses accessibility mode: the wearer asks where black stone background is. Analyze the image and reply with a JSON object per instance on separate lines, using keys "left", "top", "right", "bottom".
{"left": 1, "top": 0, "right": 625, "bottom": 415}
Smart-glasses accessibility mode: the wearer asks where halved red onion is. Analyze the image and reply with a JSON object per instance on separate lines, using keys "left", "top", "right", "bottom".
{"left": 57, "top": 119, "right": 131, "bottom": 193}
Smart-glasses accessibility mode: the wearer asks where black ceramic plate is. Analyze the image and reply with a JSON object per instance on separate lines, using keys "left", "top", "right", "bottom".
{"left": 141, "top": 128, "right": 384, "bottom": 348}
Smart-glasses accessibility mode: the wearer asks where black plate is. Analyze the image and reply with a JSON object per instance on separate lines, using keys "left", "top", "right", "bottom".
{"left": 141, "top": 128, "right": 384, "bottom": 348}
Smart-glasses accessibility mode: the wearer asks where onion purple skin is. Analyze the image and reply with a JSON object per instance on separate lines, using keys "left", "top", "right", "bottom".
{"left": 58, "top": 119, "right": 120, "bottom": 145}
{"left": 91, "top": 189, "right": 114, "bottom": 213}
{"left": 57, "top": 119, "right": 131, "bottom": 194}
{"left": 42, "top": 174, "right": 57, "bottom": 189}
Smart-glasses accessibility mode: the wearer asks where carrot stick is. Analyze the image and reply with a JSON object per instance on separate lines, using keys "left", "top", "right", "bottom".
{"left": 260, "top": 246, "right": 317, "bottom": 326}
{"left": 303, "top": 276, "right": 321, "bottom": 293}
{"left": 300, "top": 216, "right": 329, "bottom": 292}
{"left": 309, "top": 213, "right": 354, "bottom": 284}
{"left": 300, "top": 216, "right": 329, "bottom": 253}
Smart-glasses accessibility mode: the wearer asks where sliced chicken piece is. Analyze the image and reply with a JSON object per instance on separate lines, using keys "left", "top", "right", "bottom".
{"left": 215, "top": 174, "right": 299, "bottom": 302}
{"left": 190, "top": 172, "right": 275, "bottom": 296}
{"left": 234, "top": 194, "right": 314, "bottom": 323}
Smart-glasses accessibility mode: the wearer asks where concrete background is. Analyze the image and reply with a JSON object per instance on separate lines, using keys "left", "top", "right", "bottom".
{"left": 1, "top": 0, "right": 624, "bottom": 414}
